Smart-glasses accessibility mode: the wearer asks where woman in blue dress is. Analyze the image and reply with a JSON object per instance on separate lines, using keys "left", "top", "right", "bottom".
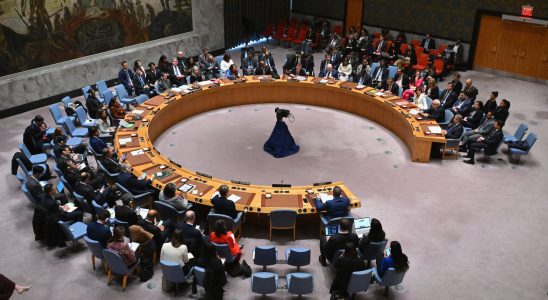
{"left": 263, "top": 108, "right": 300, "bottom": 158}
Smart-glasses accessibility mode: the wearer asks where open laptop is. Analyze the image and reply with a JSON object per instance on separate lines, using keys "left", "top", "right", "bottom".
{"left": 354, "top": 217, "right": 371, "bottom": 236}
{"left": 325, "top": 225, "right": 340, "bottom": 236}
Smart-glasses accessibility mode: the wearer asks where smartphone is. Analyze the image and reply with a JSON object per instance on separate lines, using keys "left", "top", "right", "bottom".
{"left": 385, "top": 247, "right": 391, "bottom": 257}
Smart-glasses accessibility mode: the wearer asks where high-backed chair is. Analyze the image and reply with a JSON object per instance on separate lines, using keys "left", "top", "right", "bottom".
{"left": 92, "top": 200, "right": 108, "bottom": 215}
{"left": 508, "top": 132, "right": 537, "bottom": 163}
{"left": 503, "top": 123, "right": 528, "bottom": 143}
{"left": 60, "top": 176, "right": 75, "bottom": 194}
{"left": 49, "top": 103, "right": 73, "bottom": 126}
{"left": 359, "top": 240, "right": 387, "bottom": 268}
{"left": 115, "top": 183, "right": 153, "bottom": 208}
{"left": 207, "top": 210, "right": 243, "bottom": 238}
{"left": 192, "top": 266, "right": 206, "bottom": 296}
{"left": 347, "top": 269, "right": 373, "bottom": 298}
{"left": 84, "top": 236, "right": 107, "bottom": 273}
{"left": 287, "top": 272, "right": 313, "bottom": 297}
{"left": 61, "top": 96, "right": 72, "bottom": 108}
{"left": 103, "top": 90, "right": 114, "bottom": 107}
{"left": 160, "top": 260, "right": 194, "bottom": 296}
{"left": 253, "top": 246, "right": 277, "bottom": 271}
{"left": 442, "top": 129, "right": 466, "bottom": 159}
{"left": 387, "top": 66, "right": 398, "bottom": 79}
{"left": 82, "top": 85, "right": 104, "bottom": 103}
{"left": 97, "top": 80, "right": 117, "bottom": 98}
{"left": 102, "top": 249, "right": 140, "bottom": 291}
{"left": 114, "top": 84, "right": 138, "bottom": 109}
{"left": 320, "top": 216, "right": 354, "bottom": 237}
{"left": 286, "top": 248, "right": 311, "bottom": 271}
{"left": 96, "top": 160, "right": 120, "bottom": 178}
{"left": 75, "top": 106, "right": 96, "bottom": 128}
{"left": 21, "top": 184, "right": 40, "bottom": 206}
{"left": 155, "top": 201, "right": 188, "bottom": 223}
{"left": 372, "top": 267, "right": 407, "bottom": 296}
{"left": 211, "top": 242, "right": 238, "bottom": 264}
{"left": 63, "top": 117, "right": 88, "bottom": 138}
{"left": 135, "top": 94, "right": 149, "bottom": 105}
{"left": 19, "top": 143, "right": 47, "bottom": 165}
{"left": 58, "top": 220, "right": 87, "bottom": 247}
{"left": 369, "top": 62, "right": 379, "bottom": 77}
{"left": 73, "top": 192, "right": 93, "bottom": 215}
{"left": 269, "top": 210, "right": 297, "bottom": 240}
{"left": 438, "top": 109, "right": 454, "bottom": 128}
{"left": 251, "top": 272, "right": 278, "bottom": 296}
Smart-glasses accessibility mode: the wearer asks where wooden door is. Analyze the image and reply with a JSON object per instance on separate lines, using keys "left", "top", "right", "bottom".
{"left": 516, "top": 23, "right": 546, "bottom": 78}
{"left": 494, "top": 20, "right": 524, "bottom": 74}
{"left": 538, "top": 29, "right": 548, "bottom": 80}
{"left": 345, "top": 0, "right": 363, "bottom": 33}
{"left": 474, "top": 15, "right": 503, "bottom": 69}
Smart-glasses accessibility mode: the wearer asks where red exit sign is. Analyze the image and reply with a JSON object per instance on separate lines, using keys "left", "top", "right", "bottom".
{"left": 521, "top": 5, "right": 533, "bottom": 17}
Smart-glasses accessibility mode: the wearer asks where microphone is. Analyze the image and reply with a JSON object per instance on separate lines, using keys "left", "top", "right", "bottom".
{"left": 280, "top": 180, "right": 283, "bottom": 193}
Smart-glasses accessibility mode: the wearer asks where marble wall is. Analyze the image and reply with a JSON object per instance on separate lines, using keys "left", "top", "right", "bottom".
{"left": 0, "top": 0, "right": 224, "bottom": 113}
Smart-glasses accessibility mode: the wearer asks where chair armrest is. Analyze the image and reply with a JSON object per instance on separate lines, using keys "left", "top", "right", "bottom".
{"left": 372, "top": 267, "right": 382, "bottom": 283}
{"left": 234, "top": 212, "right": 243, "bottom": 224}
{"left": 133, "top": 191, "right": 152, "bottom": 198}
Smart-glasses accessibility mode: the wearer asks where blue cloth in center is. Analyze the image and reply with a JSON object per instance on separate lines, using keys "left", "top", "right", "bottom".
{"left": 263, "top": 121, "right": 300, "bottom": 158}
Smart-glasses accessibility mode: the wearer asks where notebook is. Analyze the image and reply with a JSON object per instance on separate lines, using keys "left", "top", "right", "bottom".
{"left": 354, "top": 217, "right": 371, "bottom": 236}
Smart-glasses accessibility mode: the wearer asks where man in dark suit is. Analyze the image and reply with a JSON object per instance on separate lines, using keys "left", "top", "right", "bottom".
{"left": 138, "top": 210, "right": 169, "bottom": 255}
{"left": 354, "top": 68, "right": 372, "bottom": 86}
{"left": 198, "top": 48, "right": 210, "bottom": 71}
{"left": 241, "top": 49, "right": 258, "bottom": 76}
{"left": 133, "top": 68, "right": 152, "bottom": 97}
{"left": 210, "top": 185, "right": 237, "bottom": 219}
{"left": 118, "top": 61, "right": 135, "bottom": 95}
{"left": 373, "top": 35, "right": 387, "bottom": 55}
{"left": 314, "top": 186, "right": 351, "bottom": 220}
{"left": 451, "top": 72, "right": 463, "bottom": 95}
{"left": 117, "top": 163, "right": 154, "bottom": 195}
{"left": 168, "top": 57, "right": 185, "bottom": 86}
{"left": 371, "top": 60, "right": 389, "bottom": 89}
{"left": 462, "top": 79, "right": 479, "bottom": 101}
{"left": 423, "top": 100, "right": 446, "bottom": 123}
{"left": 290, "top": 63, "right": 308, "bottom": 77}
{"left": 450, "top": 92, "right": 472, "bottom": 117}
{"left": 393, "top": 68, "right": 410, "bottom": 91}
{"left": 27, "top": 166, "right": 66, "bottom": 203}
{"left": 318, "top": 63, "right": 338, "bottom": 79}
{"left": 319, "top": 54, "right": 331, "bottom": 74}
{"left": 23, "top": 115, "right": 47, "bottom": 155}
{"left": 439, "top": 82, "right": 458, "bottom": 109}
{"left": 89, "top": 127, "right": 109, "bottom": 155}
{"left": 74, "top": 172, "right": 110, "bottom": 219}
{"left": 463, "top": 120, "right": 504, "bottom": 165}
{"left": 421, "top": 33, "right": 436, "bottom": 52}
{"left": 41, "top": 184, "right": 83, "bottom": 223}
{"left": 329, "top": 48, "right": 342, "bottom": 69}
{"left": 282, "top": 51, "right": 302, "bottom": 75}
{"left": 86, "top": 210, "right": 112, "bottom": 247}
{"left": 115, "top": 193, "right": 140, "bottom": 225}
{"left": 145, "top": 62, "right": 161, "bottom": 85}
{"left": 202, "top": 54, "right": 220, "bottom": 79}
{"left": 442, "top": 114, "right": 464, "bottom": 139}
{"left": 176, "top": 51, "right": 188, "bottom": 72}
{"left": 463, "top": 101, "right": 485, "bottom": 129}
{"left": 254, "top": 60, "right": 272, "bottom": 76}
{"left": 302, "top": 54, "right": 315, "bottom": 76}
{"left": 100, "top": 147, "right": 121, "bottom": 174}
{"left": 318, "top": 218, "right": 359, "bottom": 266}
{"left": 177, "top": 210, "right": 204, "bottom": 257}
{"left": 384, "top": 78, "right": 400, "bottom": 95}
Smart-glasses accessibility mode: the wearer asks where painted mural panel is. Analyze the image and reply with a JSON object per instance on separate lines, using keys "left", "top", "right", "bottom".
{"left": 0, "top": 0, "right": 192, "bottom": 76}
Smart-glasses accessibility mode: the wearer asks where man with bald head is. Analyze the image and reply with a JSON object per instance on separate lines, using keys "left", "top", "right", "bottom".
{"left": 462, "top": 79, "right": 478, "bottom": 101}
{"left": 138, "top": 209, "right": 169, "bottom": 255}
{"left": 319, "top": 63, "right": 339, "bottom": 79}
{"left": 177, "top": 210, "right": 204, "bottom": 257}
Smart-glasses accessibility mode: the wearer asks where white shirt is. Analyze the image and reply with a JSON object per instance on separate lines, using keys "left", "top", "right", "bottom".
{"left": 220, "top": 59, "right": 234, "bottom": 76}
{"left": 160, "top": 243, "right": 189, "bottom": 267}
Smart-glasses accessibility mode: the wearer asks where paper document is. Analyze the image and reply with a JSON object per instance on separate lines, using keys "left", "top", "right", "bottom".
{"left": 409, "top": 109, "right": 420, "bottom": 115}
{"left": 296, "top": 76, "right": 307, "bottom": 81}
{"left": 129, "top": 242, "right": 140, "bottom": 252}
{"left": 78, "top": 163, "right": 87, "bottom": 170}
{"left": 428, "top": 126, "right": 442, "bottom": 134}
{"left": 119, "top": 138, "right": 132, "bottom": 145}
{"left": 137, "top": 208, "right": 149, "bottom": 219}
{"left": 119, "top": 120, "right": 133, "bottom": 128}
{"left": 65, "top": 202, "right": 78, "bottom": 212}
{"left": 320, "top": 79, "right": 328, "bottom": 84}
{"left": 132, "top": 110, "right": 144, "bottom": 115}
{"left": 355, "top": 217, "right": 371, "bottom": 229}
{"left": 395, "top": 101, "right": 408, "bottom": 106}
{"left": 179, "top": 184, "right": 196, "bottom": 193}
{"left": 108, "top": 208, "right": 115, "bottom": 218}
{"left": 319, "top": 193, "right": 334, "bottom": 203}
{"left": 210, "top": 191, "right": 220, "bottom": 200}
{"left": 197, "top": 80, "right": 211, "bottom": 86}
{"left": 39, "top": 181, "right": 47, "bottom": 187}
{"left": 356, "top": 84, "right": 365, "bottom": 89}
{"left": 130, "top": 149, "right": 145, "bottom": 156}
{"left": 227, "top": 194, "right": 241, "bottom": 203}
{"left": 375, "top": 91, "right": 385, "bottom": 96}
{"left": 188, "top": 253, "right": 195, "bottom": 260}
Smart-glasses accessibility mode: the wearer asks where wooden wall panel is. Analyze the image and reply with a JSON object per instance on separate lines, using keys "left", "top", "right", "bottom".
{"left": 345, "top": 0, "right": 363, "bottom": 32}
{"left": 474, "top": 15, "right": 502, "bottom": 69}
{"left": 518, "top": 23, "right": 546, "bottom": 78}
{"left": 539, "top": 30, "right": 548, "bottom": 79}
{"left": 494, "top": 21, "right": 524, "bottom": 74}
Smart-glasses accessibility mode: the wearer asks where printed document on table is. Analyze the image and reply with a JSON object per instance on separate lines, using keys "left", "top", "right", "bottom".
{"left": 227, "top": 194, "right": 241, "bottom": 202}
{"left": 319, "top": 193, "right": 334, "bottom": 203}
{"left": 428, "top": 126, "right": 442, "bottom": 134}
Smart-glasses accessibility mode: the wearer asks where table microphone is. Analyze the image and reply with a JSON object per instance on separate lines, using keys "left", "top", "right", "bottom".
{"left": 280, "top": 180, "right": 284, "bottom": 193}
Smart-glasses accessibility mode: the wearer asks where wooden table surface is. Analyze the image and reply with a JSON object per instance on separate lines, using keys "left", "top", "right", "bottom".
{"left": 114, "top": 76, "right": 445, "bottom": 215}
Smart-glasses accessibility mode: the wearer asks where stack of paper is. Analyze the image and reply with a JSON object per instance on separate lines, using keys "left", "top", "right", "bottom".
{"left": 356, "top": 84, "right": 365, "bottom": 89}
{"left": 178, "top": 184, "right": 195, "bottom": 193}
{"left": 129, "top": 242, "right": 140, "bottom": 252}
{"left": 130, "top": 149, "right": 145, "bottom": 156}
{"left": 320, "top": 79, "right": 328, "bottom": 84}
{"left": 409, "top": 109, "right": 420, "bottom": 115}
{"left": 118, "top": 137, "right": 132, "bottom": 145}
{"left": 227, "top": 194, "right": 241, "bottom": 203}
{"left": 428, "top": 126, "right": 442, "bottom": 134}
{"left": 78, "top": 163, "right": 87, "bottom": 170}
{"left": 197, "top": 80, "right": 211, "bottom": 86}
{"left": 296, "top": 76, "right": 307, "bottom": 81}
{"left": 132, "top": 110, "right": 144, "bottom": 115}
{"left": 65, "top": 202, "right": 78, "bottom": 212}
{"left": 319, "top": 193, "right": 334, "bottom": 203}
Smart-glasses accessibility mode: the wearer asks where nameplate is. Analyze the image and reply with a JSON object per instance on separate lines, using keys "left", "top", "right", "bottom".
{"left": 313, "top": 181, "right": 332, "bottom": 186}
{"left": 272, "top": 183, "right": 292, "bottom": 188}
{"left": 169, "top": 160, "right": 181, "bottom": 168}
{"left": 196, "top": 171, "right": 213, "bottom": 179}
{"left": 231, "top": 180, "right": 250, "bottom": 186}
{"left": 339, "top": 85, "right": 352, "bottom": 90}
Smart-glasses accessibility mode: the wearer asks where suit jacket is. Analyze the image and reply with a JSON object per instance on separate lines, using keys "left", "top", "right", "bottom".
{"left": 394, "top": 73, "right": 410, "bottom": 91}
{"left": 283, "top": 54, "right": 301, "bottom": 71}
{"left": 62, "top": 167, "right": 81, "bottom": 188}
{"left": 371, "top": 67, "right": 389, "bottom": 83}
{"left": 117, "top": 172, "right": 152, "bottom": 195}
{"left": 374, "top": 40, "right": 387, "bottom": 53}
{"left": 74, "top": 182, "right": 99, "bottom": 206}
{"left": 424, "top": 107, "right": 446, "bottom": 123}
{"left": 325, "top": 232, "right": 359, "bottom": 261}
{"left": 90, "top": 136, "right": 107, "bottom": 154}
{"left": 452, "top": 80, "right": 463, "bottom": 95}
{"left": 145, "top": 68, "right": 160, "bottom": 85}
{"left": 494, "top": 107, "right": 509, "bottom": 122}
{"left": 138, "top": 219, "right": 165, "bottom": 249}
{"left": 189, "top": 74, "right": 206, "bottom": 84}
{"left": 482, "top": 129, "right": 504, "bottom": 154}
{"left": 318, "top": 69, "right": 339, "bottom": 79}
{"left": 384, "top": 82, "right": 400, "bottom": 95}
{"left": 202, "top": 60, "right": 220, "bottom": 77}
{"left": 463, "top": 85, "right": 478, "bottom": 100}
{"left": 27, "top": 176, "right": 46, "bottom": 200}
{"left": 86, "top": 96, "right": 101, "bottom": 119}
{"left": 100, "top": 156, "right": 121, "bottom": 174}
{"left": 40, "top": 194, "right": 62, "bottom": 215}
{"left": 241, "top": 57, "right": 258, "bottom": 75}
{"left": 476, "top": 118, "right": 495, "bottom": 136}
{"left": 330, "top": 52, "right": 342, "bottom": 69}
{"left": 450, "top": 44, "right": 464, "bottom": 64}
{"left": 87, "top": 221, "right": 112, "bottom": 247}
{"left": 439, "top": 89, "right": 457, "bottom": 108}
{"left": 211, "top": 195, "right": 237, "bottom": 219}
{"left": 483, "top": 100, "right": 497, "bottom": 114}
{"left": 118, "top": 69, "right": 135, "bottom": 93}
{"left": 133, "top": 73, "right": 148, "bottom": 95}
{"left": 290, "top": 68, "right": 307, "bottom": 76}
{"left": 452, "top": 98, "right": 472, "bottom": 116}
{"left": 23, "top": 122, "right": 44, "bottom": 155}
{"left": 176, "top": 222, "right": 203, "bottom": 256}
{"left": 331, "top": 255, "right": 367, "bottom": 294}
{"left": 319, "top": 59, "right": 330, "bottom": 74}
{"left": 354, "top": 72, "right": 372, "bottom": 86}
{"left": 421, "top": 38, "right": 436, "bottom": 50}
{"left": 445, "top": 122, "right": 464, "bottom": 139}
{"left": 198, "top": 54, "right": 209, "bottom": 70}
{"left": 404, "top": 48, "right": 417, "bottom": 65}
{"left": 167, "top": 64, "right": 185, "bottom": 85}
{"left": 314, "top": 196, "right": 351, "bottom": 219}
{"left": 464, "top": 110, "right": 484, "bottom": 129}
{"left": 115, "top": 205, "right": 139, "bottom": 225}
{"left": 253, "top": 66, "right": 272, "bottom": 76}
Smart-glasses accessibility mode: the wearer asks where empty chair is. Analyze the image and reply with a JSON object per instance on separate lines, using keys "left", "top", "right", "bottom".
{"left": 115, "top": 183, "right": 152, "bottom": 208}
{"left": 286, "top": 248, "right": 311, "bottom": 271}
{"left": 114, "top": 84, "right": 138, "bottom": 109}
{"left": 347, "top": 269, "right": 373, "bottom": 298}
{"left": 102, "top": 249, "right": 140, "bottom": 291}
{"left": 160, "top": 260, "right": 194, "bottom": 296}
{"left": 155, "top": 201, "right": 187, "bottom": 223}
{"left": 372, "top": 267, "right": 407, "bottom": 296}
{"left": 253, "top": 246, "right": 277, "bottom": 271}
{"left": 58, "top": 220, "right": 87, "bottom": 247}
{"left": 359, "top": 240, "right": 387, "bottom": 268}
{"left": 251, "top": 272, "right": 278, "bottom": 296}
{"left": 73, "top": 192, "right": 93, "bottom": 214}
{"left": 320, "top": 216, "right": 354, "bottom": 237}
{"left": 207, "top": 210, "right": 243, "bottom": 238}
{"left": 387, "top": 66, "right": 398, "bottom": 79}
{"left": 75, "top": 106, "right": 96, "bottom": 128}
{"left": 504, "top": 123, "right": 528, "bottom": 143}
{"left": 21, "top": 184, "right": 40, "bottom": 206}
{"left": 63, "top": 117, "right": 88, "bottom": 138}
{"left": 19, "top": 143, "right": 47, "bottom": 165}
{"left": 97, "top": 80, "right": 116, "bottom": 98}
{"left": 211, "top": 242, "right": 238, "bottom": 264}
{"left": 508, "top": 132, "right": 537, "bottom": 163}
{"left": 49, "top": 103, "right": 74, "bottom": 126}
{"left": 61, "top": 96, "right": 72, "bottom": 108}
{"left": 438, "top": 109, "right": 454, "bottom": 128}
{"left": 103, "top": 90, "right": 115, "bottom": 107}
{"left": 15, "top": 171, "right": 26, "bottom": 185}
{"left": 269, "top": 210, "right": 297, "bottom": 240}
{"left": 287, "top": 272, "right": 313, "bottom": 297}
{"left": 84, "top": 236, "right": 107, "bottom": 272}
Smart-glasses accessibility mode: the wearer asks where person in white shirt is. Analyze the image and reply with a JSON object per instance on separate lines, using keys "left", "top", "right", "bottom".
{"left": 161, "top": 229, "right": 192, "bottom": 274}
{"left": 337, "top": 57, "right": 353, "bottom": 82}
{"left": 220, "top": 52, "right": 234, "bottom": 78}
{"left": 96, "top": 110, "right": 115, "bottom": 136}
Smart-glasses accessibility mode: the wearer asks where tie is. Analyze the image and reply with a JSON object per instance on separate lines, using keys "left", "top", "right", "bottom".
{"left": 378, "top": 41, "right": 382, "bottom": 52}
{"left": 174, "top": 66, "right": 180, "bottom": 76}
{"left": 327, "top": 72, "right": 331, "bottom": 78}
{"left": 442, "top": 91, "right": 450, "bottom": 104}
{"left": 139, "top": 75, "right": 144, "bottom": 85}
{"left": 376, "top": 68, "right": 382, "bottom": 81}
{"left": 126, "top": 71, "right": 133, "bottom": 86}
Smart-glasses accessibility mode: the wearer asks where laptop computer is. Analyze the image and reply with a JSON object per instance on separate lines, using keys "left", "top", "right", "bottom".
{"left": 325, "top": 225, "right": 340, "bottom": 236}
{"left": 354, "top": 217, "right": 371, "bottom": 236}
{"left": 56, "top": 181, "right": 64, "bottom": 194}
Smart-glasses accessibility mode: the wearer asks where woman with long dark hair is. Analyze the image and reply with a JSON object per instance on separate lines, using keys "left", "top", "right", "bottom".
{"left": 330, "top": 240, "right": 367, "bottom": 298}
{"left": 378, "top": 241, "right": 409, "bottom": 277}
{"left": 358, "top": 218, "right": 386, "bottom": 252}
{"left": 209, "top": 220, "right": 242, "bottom": 262}
{"left": 194, "top": 241, "right": 227, "bottom": 299}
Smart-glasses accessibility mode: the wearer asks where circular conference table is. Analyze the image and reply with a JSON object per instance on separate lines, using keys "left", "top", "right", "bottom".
{"left": 114, "top": 76, "right": 445, "bottom": 216}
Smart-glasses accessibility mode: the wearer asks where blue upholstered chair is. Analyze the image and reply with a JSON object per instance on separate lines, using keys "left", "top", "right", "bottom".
{"left": 504, "top": 123, "right": 528, "bottom": 143}
{"left": 84, "top": 236, "right": 107, "bottom": 272}
{"left": 192, "top": 266, "right": 206, "bottom": 296}
{"left": 211, "top": 241, "right": 238, "bottom": 264}
{"left": 60, "top": 176, "right": 75, "bottom": 194}
{"left": 207, "top": 210, "right": 243, "bottom": 238}
{"left": 49, "top": 103, "right": 73, "bottom": 126}
{"left": 160, "top": 260, "right": 194, "bottom": 296}
{"left": 19, "top": 143, "right": 47, "bottom": 165}
{"left": 285, "top": 248, "right": 311, "bottom": 271}
{"left": 372, "top": 267, "right": 407, "bottom": 296}
{"left": 287, "top": 272, "right": 313, "bottom": 297}
{"left": 16, "top": 158, "right": 47, "bottom": 179}
{"left": 320, "top": 216, "right": 354, "bottom": 237}
{"left": 61, "top": 96, "right": 72, "bottom": 108}
{"left": 253, "top": 246, "right": 277, "bottom": 271}
{"left": 369, "top": 62, "right": 379, "bottom": 77}
{"left": 102, "top": 249, "right": 140, "bottom": 291}
{"left": 438, "top": 109, "right": 454, "bottom": 128}
{"left": 387, "top": 65, "right": 398, "bottom": 79}
{"left": 135, "top": 94, "right": 149, "bottom": 105}
{"left": 97, "top": 80, "right": 117, "bottom": 99}
{"left": 92, "top": 200, "right": 108, "bottom": 215}
{"left": 115, "top": 183, "right": 153, "bottom": 208}
{"left": 114, "top": 84, "right": 138, "bottom": 109}
{"left": 103, "top": 90, "right": 114, "bottom": 107}
{"left": 347, "top": 269, "right": 373, "bottom": 298}
{"left": 442, "top": 128, "right": 466, "bottom": 159}
{"left": 508, "top": 132, "right": 537, "bottom": 163}
{"left": 63, "top": 117, "right": 88, "bottom": 138}
{"left": 58, "top": 220, "right": 87, "bottom": 247}
{"left": 21, "top": 184, "right": 40, "bottom": 206}
{"left": 358, "top": 240, "right": 387, "bottom": 268}
{"left": 75, "top": 106, "right": 96, "bottom": 128}
{"left": 96, "top": 160, "right": 120, "bottom": 178}
{"left": 82, "top": 85, "right": 104, "bottom": 104}
{"left": 251, "top": 272, "right": 278, "bottom": 296}
{"left": 269, "top": 209, "right": 297, "bottom": 240}
{"left": 155, "top": 201, "right": 188, "bottom": 223}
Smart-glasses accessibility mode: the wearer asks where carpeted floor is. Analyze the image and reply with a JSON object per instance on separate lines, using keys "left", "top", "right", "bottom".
{"left": 0, "top": 41, "right": 547, "bottom": 300}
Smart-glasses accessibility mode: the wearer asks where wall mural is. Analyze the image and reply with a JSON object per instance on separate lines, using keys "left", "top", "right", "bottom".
{"left": 0, "top": 0, "right": 192, "bottom": 77}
